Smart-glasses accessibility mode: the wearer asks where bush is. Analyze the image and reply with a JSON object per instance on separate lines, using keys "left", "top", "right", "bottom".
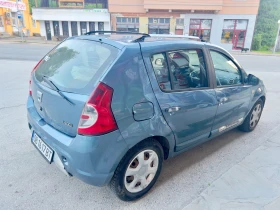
{"left": 252, "top": 34, "right": 262, "bottom": 50}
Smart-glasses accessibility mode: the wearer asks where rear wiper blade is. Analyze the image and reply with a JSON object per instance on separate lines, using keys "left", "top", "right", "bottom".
{"left": 42, "top": 76, "right": 74, "bottom": 105}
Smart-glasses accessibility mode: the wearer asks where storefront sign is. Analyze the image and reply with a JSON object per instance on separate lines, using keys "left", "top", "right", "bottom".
{"left": 0, "top": 0, "right": 26, "bottom": 11}
{"left": 85, "top": 9, "right": 108, "bottom": 13}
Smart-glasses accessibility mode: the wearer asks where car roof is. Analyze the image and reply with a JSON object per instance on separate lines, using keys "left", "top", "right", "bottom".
{"left": 73, "top": 35, "right": 208, "bottom": 50}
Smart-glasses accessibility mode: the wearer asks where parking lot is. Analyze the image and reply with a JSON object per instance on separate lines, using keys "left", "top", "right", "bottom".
{"left": 1, "top": 42, "right": 280, "bottom": 210}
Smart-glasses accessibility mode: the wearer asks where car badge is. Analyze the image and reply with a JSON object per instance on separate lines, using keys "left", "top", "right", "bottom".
{"left": 37, "top": 91, "right": 43, "bottom": 102}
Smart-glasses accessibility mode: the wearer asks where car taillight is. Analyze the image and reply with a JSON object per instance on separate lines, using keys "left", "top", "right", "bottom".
{"left": 78, "top": 82, "right": 118, "bottom": 136}
{"left": 29, "top": 79, "right": 32, "bottom": 96}
{"left": 29, "top": 59, "right": 43, "bottom": 96}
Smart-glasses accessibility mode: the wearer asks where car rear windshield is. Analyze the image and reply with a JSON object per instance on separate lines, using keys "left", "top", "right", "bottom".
{"left": 34, "top": 39, "right": 120, "bottom": 94}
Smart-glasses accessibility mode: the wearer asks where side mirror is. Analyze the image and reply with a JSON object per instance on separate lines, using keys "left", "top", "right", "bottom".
{"left": 247, "top": 74, "right": 260, "bottom": 86}
{"left": 155, "top": 58, "right": 164, "bottom": 66}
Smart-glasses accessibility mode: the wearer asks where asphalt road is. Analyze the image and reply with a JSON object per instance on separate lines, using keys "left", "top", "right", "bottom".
{"left": 1, "top": 42, "right": 280, "bottom": 210}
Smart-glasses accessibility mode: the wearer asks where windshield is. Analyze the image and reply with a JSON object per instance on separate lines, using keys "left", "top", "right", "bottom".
{"left": 34, "top": 39, "right": 120, "bottom": 94}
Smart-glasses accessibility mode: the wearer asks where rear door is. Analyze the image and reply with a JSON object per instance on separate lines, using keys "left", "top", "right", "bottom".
{"left": 145, "top": 46, "right": 218, "bottom": 151}
{"left": 31, "top": 38, "right": 120, "bottom": 137}
{"left": 207, "top": 48, "right": 251, "bottom": 135}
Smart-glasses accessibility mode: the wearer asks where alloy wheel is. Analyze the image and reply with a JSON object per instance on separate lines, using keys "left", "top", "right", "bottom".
{"left": 250, "top": 104, "right": 262, "bottom": 128}
{"left": 124, "top": 150, "right": 159, "bottom": 193}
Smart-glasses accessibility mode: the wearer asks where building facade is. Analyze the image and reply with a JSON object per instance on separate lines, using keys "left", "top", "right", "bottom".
{"left": 31, "top": 0, "right": 110, "bottom": 40}
{"left": 0, "top": 0, "right": 40, "bottom": 36}
{"left": 108, "top": 0, "right": 260, "bottom": 50}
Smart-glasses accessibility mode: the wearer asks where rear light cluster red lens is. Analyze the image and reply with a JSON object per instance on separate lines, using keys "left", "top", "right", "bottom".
{"left": 78, "top": 82, "right": 118, "bottom": 136}
{"left": 29, "top": 59, "right": 43, "bottom": 96}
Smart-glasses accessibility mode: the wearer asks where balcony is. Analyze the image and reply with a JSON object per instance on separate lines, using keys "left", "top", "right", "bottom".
{"left": 143, "top": 0, "right": 223, "bottom": 11}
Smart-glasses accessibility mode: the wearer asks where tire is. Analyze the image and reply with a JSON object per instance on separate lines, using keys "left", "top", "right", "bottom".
{"left": 110, "top": 139, "right": 163, "bottom": 201}
{"left": 239, "top": 99, "right": 264, "bottom": 132}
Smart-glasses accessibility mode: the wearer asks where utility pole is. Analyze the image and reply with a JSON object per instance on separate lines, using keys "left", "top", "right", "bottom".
{"left": 273, "top": 20, "right": 280, "bottom": 54}
{"left": 16, "top": 0, "right": 24, "bottom": 42}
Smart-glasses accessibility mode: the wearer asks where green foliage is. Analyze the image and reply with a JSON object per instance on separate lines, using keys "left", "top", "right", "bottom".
{"left": 49, "top": 0, "right": 58, "bottom": 7}
{"left": 252, "top": 34, "right": 262, "bottom": 50}
{"left": 253, "top": 0, "right": 280, "bottom": 50}
{"left": 28, "top": 0, "right": 36, "bottom": 14}
{"left": 85, "top": 3, "right": 104, "bottom": 9}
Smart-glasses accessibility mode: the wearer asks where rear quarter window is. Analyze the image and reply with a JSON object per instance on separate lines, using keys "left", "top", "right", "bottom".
{"left": 34, "top": 39, "right": 120, "bottom": 94}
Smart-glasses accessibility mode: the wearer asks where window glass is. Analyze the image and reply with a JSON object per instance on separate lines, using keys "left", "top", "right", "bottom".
{"left": 190, "top": 19, "right": 200, "bottom": 24}
{"left": 189, "top": 19, "right": 212, "bottom": 42}
{"left": 116, "top": 17, "right": 121, "bottom": 23}
{"left": 53, "top": 21, "right": 60, "bottom": 36}
{"left": 150, "top": 53, "right": 171, "bottom": 91}
{"left": 210, "top": 51, "right": 242, "bottom": 86}
{"left": 160, "top": 18, "right": 165, "bottom": 23}
{"left": 223, "top": 20, "right": 235, "bottom": 29}
{"left": 236, "top": 20, "right": 248, "bottom": 30}
{"left": 62, "top": 21, "right": 69, "bottom": 36}
{"left": 150, "top": 49, "right": 208, "bottom": 91}
{"left": 201, "top": 20, "right": 212, "bottom": 29}
{"left": 167, "top": 49, "right": 208, "bottom": 89}
{"left": 35, "top": 39, "right": 120, "bottom": 95}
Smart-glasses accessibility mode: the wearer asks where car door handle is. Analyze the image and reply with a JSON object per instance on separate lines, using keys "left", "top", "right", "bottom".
{"left": 165, "top": 106, "right": 181, "bottom": 113}
{"left": 219, "top": 97, "right": 228, "bottom": 105}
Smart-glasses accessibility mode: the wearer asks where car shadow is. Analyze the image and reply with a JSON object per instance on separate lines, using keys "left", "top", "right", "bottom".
{"left": 156, "top": 128, "right": 245, "bottom": 185}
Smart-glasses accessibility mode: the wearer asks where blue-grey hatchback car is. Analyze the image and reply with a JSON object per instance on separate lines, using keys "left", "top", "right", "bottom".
{"left": 27, "top": 32, "right": 266, "bottom": 201}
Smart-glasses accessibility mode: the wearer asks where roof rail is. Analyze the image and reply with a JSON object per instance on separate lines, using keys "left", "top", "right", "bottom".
{"left": 84, "top": 31, "right": 150, "bottom": 42}
{"left": 149, "top": 34, "right": 200, "bottom": 40}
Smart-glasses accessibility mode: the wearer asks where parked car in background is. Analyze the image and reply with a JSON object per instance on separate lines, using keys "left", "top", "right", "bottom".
{"left": 27, "top": 32, "right": 266, "bottom": 201}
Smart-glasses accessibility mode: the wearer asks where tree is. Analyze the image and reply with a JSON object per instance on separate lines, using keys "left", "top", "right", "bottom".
{"left": 253, "top": 0, "right": 280, "bottom": 50}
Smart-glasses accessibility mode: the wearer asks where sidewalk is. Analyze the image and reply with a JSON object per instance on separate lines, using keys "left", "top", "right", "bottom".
{"left": 183, "top": 124, "right": 280, "bottom": 210}
{"left": 0, "top": 36, "right": 58, "bottom": 45}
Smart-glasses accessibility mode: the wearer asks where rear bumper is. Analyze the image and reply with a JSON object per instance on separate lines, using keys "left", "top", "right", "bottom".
{"left": 27, "top": 96, "right": 128, "bottom": 186}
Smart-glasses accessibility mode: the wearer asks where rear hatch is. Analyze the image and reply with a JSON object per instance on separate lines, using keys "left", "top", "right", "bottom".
{"left": 31, "top": 38, "right": 120, "bottom": 137}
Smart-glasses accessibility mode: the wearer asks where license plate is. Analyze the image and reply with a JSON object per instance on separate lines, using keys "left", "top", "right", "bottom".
{"left": 32, "top": 132, "right": 54, "bottom": 163}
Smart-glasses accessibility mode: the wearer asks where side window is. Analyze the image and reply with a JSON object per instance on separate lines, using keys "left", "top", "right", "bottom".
{"left": 167, "top": 49, "right": 208, "bottom": 90}
{"left": 150, "top": 49, "right": 208, "bottom": 91}
{"left": 210, "top": 51, "right": 242, "bottom": 86}
{"left": 150, "top": 53, "right": 172, "bottom": 91}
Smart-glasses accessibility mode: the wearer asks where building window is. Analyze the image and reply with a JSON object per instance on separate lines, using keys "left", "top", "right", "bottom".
{"left": 98, "top": 22, "right": 104, "bottom": 31}
{"left": 71, "top": 21, "right": 78, "bottom": 36}
{"left": 32, "top": 18, "right": 36, "bottom": 28}
{"left": 148, "top": 18, "right": 170, "bottom": 34}
{"left": 80, "top": 22, "right": 87, "bottom": 34}
{"left": 62, "top": 21, "right": 69, "bottom": 36}
{"left": 53, "top": 21, "right": 60, "bottom": 36}
{"left": 176, "top": 18, "right": 184, "bottom": 25}
{"left": 84, "top": 0, "right": 107, "bottom": 8}
{"left": 116, "top": 17, "right": 139, "bottom": 32}
{"left": 221, "top": 19, "right": 248, "bottom": 49}
{"left": 189, "top": 19, "right": 212, "bottom": 42}
{"left": 89, "top": 22, "right": 95, "bottom": 31}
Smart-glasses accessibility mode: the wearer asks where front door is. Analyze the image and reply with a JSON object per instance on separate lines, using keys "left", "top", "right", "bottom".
{"left": 147, "top": 48, "right": 218, "bottom": 151}
{"left": 45, "top": 21, "right": 51, "bottom": 40}
{"left": 209, "top": 49, "right": 251, "bottom": 135}
{"left": 233, "top": 30, "right": 246, "bottom": 49}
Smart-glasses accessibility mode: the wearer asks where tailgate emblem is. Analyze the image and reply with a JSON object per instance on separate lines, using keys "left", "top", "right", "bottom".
{"left": 37, "top": 91, "right": 43, "bottom": 102}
